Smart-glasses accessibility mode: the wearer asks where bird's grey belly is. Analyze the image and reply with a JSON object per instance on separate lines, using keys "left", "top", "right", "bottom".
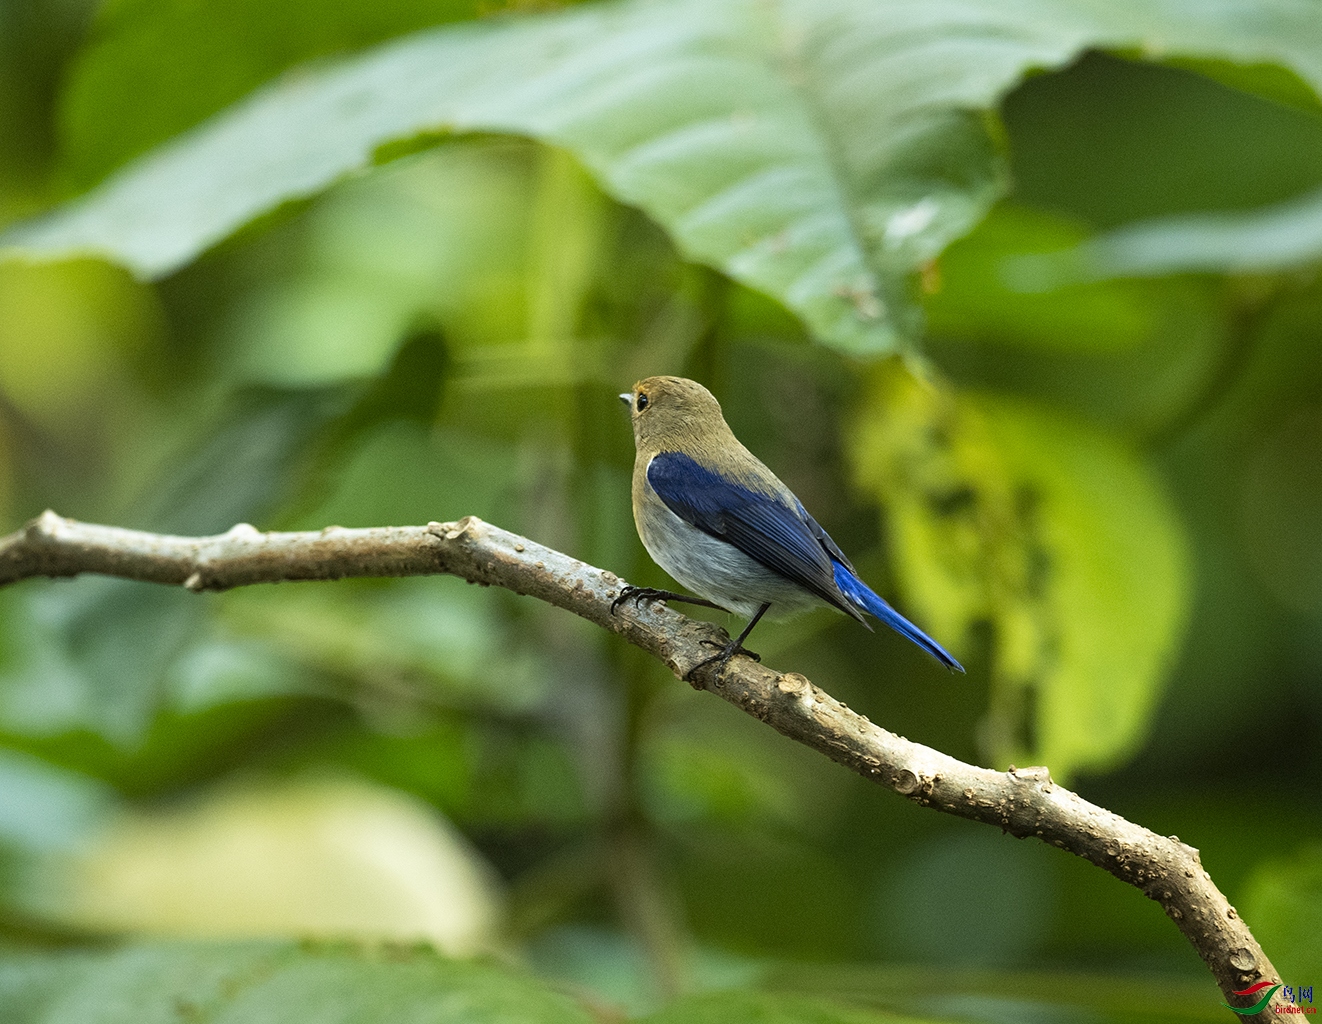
{"left": 637, "top": 499, "right": 823, "bottom": 620}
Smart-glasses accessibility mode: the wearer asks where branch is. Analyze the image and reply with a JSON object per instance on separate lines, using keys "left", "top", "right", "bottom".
{"left": 0, "top": 510, "right": 1287, "bottom": 1019}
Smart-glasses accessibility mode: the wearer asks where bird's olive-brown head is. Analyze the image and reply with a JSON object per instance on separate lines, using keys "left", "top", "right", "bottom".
{"left": 619, "top": 376, "right": 736, "bottom": 458}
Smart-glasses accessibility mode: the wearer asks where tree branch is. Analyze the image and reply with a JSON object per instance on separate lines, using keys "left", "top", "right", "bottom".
{"left": 0, "top": 510, "right": 1287, "bottom": 1019}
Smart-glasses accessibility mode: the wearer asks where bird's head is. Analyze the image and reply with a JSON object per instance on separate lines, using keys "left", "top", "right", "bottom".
{"left": 619, "top": 376, "right": 729, "bottom": 454}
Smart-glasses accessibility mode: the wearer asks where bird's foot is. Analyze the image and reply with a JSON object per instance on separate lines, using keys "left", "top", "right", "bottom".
{"left": 611, "top": 587, "right": 722, "bottom": 615}
{"left": 612, "top": 586, "right": 673, "bottom": 615}
{"left": 684, "top": 636, "right": 761, "bottom": 683}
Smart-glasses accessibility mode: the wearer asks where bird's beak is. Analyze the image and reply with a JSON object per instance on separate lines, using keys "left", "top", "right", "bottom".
{"left": 619, "top": 392, "right": 632, "bottom": 407}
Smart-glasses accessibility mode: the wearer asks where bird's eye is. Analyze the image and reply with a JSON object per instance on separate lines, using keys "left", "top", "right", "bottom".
{"left": 636, "top": 393, "right": 649, "bottom": 412}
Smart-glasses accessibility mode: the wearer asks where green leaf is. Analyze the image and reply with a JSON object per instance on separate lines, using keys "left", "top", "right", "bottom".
{"left": 638, "top": 990, "right": 940, "bottom": 1024}
{"left": 0, "top": 260, "right": 163, "bottom": 428}
{"left": 59, "top": 0, "right": 492, "bottom": 190}
{"left": 977, "top": 400, "right": 1189, "bottom": 775}
{"left": 1241, "top": 844, "right": 1322, "bottom": 982}
{"left": 10, "top": 0, "right": 1322, "bottom": 353}
{"left": 25, "top": 778, "right": 502, "bottom": 953}
{"left": 926, "top": 204, "right": 1198, "bottom": 353}
{"left": 1163, "top": 56, "right": 1322, "bottom": 119}
{"left": 924, "top": 204, "right": 1230, "bottom": 435}
{"left": 851, "top": 366, "right": 1191, "bottom": 779}
{"left": 765, "top": 964, "right": 1231, "bottom": 1024}
{"left": 0, "top": 940, "right": 596, "bottom": 1024}
{"left": 1014, "top": 184, "right": 1322, "bottom": 283}
{"left": 0, "top": 748, "right": 115, "bottom": 855}
{"left": 220, "top": 145, "right": 534, "bottom": 388}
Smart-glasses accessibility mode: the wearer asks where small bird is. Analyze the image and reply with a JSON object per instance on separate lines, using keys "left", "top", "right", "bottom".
{"left": 615, "top": 376, "right": 963, "bottom": 676}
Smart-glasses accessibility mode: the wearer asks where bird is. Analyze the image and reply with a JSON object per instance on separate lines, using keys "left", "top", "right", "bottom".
{"left": 614, "top": 375, "right": 963, "bottom": 677}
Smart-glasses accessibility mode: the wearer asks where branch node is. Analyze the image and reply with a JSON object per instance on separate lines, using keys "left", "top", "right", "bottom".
{"left": 777, "top": 672, "right": 809, "bottom": 694}
{"left": 30, "top": 509, "right": 64, "bottom": 541}
{"left": 183, "top": 572, "right": 205, "bottom": 593}
{"left": 430, "top": 516, "right": 485, "bottom": 542}
{"left": 1008, "top": 764, "right": 1052, "bottom": 785}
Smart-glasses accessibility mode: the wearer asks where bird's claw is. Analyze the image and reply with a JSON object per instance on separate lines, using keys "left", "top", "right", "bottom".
{"left": 611, "top": 585, "right": 667, "bottom": 615}
{"left": 699, "top": 637, "right": 760, "bottom": 662}
{"left": 685, "top": 637, "right": 761, "bottom": 682}
{"left": 612, "top": 587, "right": 726, "bottom": 616}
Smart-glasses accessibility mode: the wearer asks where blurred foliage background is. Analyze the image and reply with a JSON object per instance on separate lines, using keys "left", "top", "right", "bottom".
{"left": 0, "top": 0, "right": 1320, "bottom": 1021}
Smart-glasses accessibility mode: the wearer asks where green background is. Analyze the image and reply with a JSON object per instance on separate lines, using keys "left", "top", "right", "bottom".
{"left": 0, "top": 0, "right": 1319, "bottom": 1021}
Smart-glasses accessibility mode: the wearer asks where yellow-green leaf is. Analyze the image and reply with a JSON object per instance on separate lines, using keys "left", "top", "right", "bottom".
{"left": 852, "top": 365, "right": 1191, "bottom": 780}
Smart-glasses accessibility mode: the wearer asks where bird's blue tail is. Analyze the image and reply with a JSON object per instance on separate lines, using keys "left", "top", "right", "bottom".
{"left": 832, "top": 562, "right": 965, "bottom": 673}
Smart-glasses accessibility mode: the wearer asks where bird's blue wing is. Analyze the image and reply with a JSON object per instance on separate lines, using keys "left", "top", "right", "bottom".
{"left": 797, "top": 500, "right": 855, "bottom": 574}
{"left": 647, "top": 451, "right": 962, "bottom": 672}
{"left": 646, "top": 451, "right": 859, "bottom": 618}
{"left": 648, "top": 451, "right": 962, "bottom": 670}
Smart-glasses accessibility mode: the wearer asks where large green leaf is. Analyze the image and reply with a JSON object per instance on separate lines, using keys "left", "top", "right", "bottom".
{"left": 58, "top": 0, "right": 491, "bottom": 190}
{"left": 852, "top": 366, "right": 1191, "bottom": 779}
{"left": 6, "top": 0, "right": 1322, "bottom": 353}
{"left": 0, "top": 941, "right": 596, "bottom": 1024}
{"left": 25, "top": 778, "right": 502, "bottom": 953}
